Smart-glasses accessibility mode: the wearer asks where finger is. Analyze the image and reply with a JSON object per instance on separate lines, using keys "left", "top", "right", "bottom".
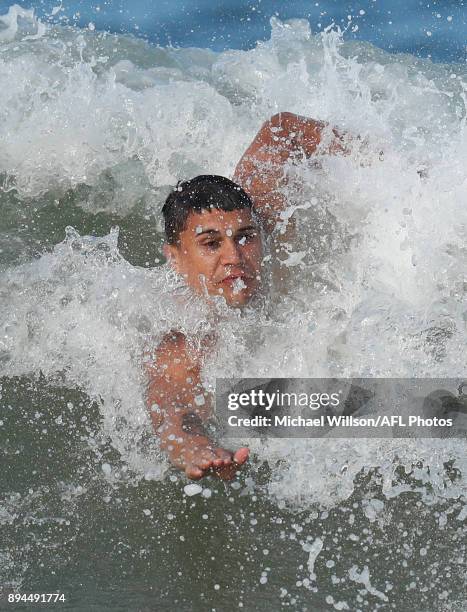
{"left": 194, "top": 447, "right": 218, "bottom": 469}
{"left": 233, "top": 447, "right": 249, "bottom": 465}
{"left": 196, "top": 458, "right": 214, "bottom": 470}
{"left": 214, "top": 448, "right": 233, "bottom": 466}
{"left": 214, "top": 457, "right": 247, "bottom": 480}
{"left": 185, "top": 464, "right": 205, "bottom": 480}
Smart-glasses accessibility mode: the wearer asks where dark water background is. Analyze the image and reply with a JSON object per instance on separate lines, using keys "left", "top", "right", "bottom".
{"left": 2, "top": 377, "right": 465, "bottom": 611}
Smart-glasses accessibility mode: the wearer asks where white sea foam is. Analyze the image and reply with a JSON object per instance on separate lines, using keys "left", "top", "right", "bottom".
{"left": 0, "top": 14, "right": 466, "bottom": 510}
{"left": 0, "top": 4, "right": 46, "bottom": 43}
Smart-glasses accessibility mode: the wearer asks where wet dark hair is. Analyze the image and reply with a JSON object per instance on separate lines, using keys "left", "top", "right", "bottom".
{"left": 162, "top": 175, "right": 254, "bottom": 244}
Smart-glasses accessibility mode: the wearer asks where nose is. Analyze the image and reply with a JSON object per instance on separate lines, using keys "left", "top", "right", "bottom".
{"left": 220, "top": 238, "right": 242, "bottom": 266}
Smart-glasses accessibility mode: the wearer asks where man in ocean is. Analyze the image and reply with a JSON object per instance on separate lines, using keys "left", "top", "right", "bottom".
{"left": 145, "top": 112, "right": 348, "bottom": 480}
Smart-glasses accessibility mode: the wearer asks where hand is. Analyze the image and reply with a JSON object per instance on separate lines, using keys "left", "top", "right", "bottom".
{"left": 181, "top": 444, "right": 250, "bottom": 480}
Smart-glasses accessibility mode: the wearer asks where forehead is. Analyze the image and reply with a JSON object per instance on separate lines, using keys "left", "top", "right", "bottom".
{"left": 182, "top": 208, "right": 256, "bottom": 237}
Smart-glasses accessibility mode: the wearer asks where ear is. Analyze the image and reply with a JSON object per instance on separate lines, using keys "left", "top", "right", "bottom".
{"left": 163, "top": 243, "right": 181, "bottom": 273}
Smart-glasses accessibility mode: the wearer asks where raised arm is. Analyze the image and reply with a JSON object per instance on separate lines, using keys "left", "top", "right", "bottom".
{"left": 145, "top": 332, "right": 249, "bottom": 480}
{"left": 233, "top": 111, "right": 348, "bottom": 231}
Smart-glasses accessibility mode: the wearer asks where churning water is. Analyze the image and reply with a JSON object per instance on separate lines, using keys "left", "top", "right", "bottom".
{"left": 0, "top": 3, "right": 466, "bottom": 610}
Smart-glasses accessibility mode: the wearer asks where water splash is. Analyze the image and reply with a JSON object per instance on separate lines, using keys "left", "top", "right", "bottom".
{"left": 0, "top": 17, "right": 466, "bottom": 511}
{"left": 0, "top": 4, "right": 46, "bottom": 43}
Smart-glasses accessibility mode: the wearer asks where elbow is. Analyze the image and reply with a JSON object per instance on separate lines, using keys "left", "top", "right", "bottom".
{"left": 267, "top": 111, "right": 299, "bottom": 129}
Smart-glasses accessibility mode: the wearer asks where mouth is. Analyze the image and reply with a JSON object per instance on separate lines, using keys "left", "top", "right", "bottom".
{"left": 220, "top": 273, "right": 250, "bottom": 287}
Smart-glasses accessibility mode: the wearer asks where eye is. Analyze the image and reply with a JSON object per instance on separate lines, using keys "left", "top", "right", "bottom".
{"left": 203, "top": 240, "right": 220, "bottom": 250}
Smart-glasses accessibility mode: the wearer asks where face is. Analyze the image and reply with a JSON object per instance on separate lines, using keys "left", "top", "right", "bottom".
{"left": 165, "top": 208, "right": 263, "bottom": 307}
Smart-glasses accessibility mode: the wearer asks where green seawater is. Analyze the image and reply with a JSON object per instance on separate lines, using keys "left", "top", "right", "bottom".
{"left": 1, "top": 375, "right": 466, "bottom": 611}
{"left": 0, "top": 181, "right": 165, "bottom": 271}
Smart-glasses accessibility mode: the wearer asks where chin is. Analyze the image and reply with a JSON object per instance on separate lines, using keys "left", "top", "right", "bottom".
{"left": 224, "top": 291, "right": 255, "bottom": 308}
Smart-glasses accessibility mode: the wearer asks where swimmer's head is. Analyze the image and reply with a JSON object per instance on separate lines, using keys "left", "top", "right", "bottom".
{"left": 162, "top": 175, "right": 255, "bottom": 244}
{"left": 162, "top": 175, "right": 263, "bottom": 307}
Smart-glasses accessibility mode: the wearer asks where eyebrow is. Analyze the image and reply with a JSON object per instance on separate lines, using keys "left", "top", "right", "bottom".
{"left": 195, "top": 225, "right": 258, "bottom": 237}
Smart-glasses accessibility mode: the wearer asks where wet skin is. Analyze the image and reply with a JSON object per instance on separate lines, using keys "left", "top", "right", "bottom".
{"left": 146, "top": 208, "right": 263, "bottom": 479}
{"left": 146, "top": 113, "right": 348, "bottom": 479}
{"left": 164, "top": 207, "right": 263, "bottom": 308}
{"left": 145, "top": 330, "right": 251, "bottom": 480}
